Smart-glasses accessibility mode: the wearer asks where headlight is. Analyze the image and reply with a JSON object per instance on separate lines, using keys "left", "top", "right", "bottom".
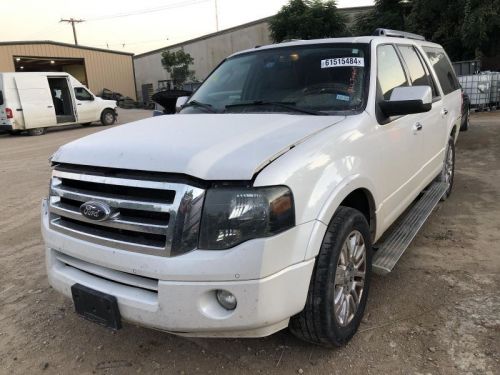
{"left": 199, "top": 186, "right": 295, "bottom": 250}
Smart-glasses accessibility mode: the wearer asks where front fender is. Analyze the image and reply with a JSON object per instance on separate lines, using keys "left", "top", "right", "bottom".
{"left": 316, "top": 174, "right": 378, "bottom": 226}
{"left": 302, "top": 175, "right": 378, "bottom": 260}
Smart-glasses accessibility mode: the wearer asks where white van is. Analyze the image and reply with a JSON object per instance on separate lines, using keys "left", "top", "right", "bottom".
{"left": 0, "top": 72, "right": 118, "bottom": 136}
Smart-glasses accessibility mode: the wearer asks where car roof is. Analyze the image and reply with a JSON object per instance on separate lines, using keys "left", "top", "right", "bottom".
{"left": 229, "top": 36, "right": 442, "bottom": 58}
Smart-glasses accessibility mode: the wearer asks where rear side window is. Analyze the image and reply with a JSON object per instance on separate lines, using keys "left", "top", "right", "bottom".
{"left": 377, "top": 44, "right": 408, "bottom": 100}
{"left": 423, "top": 47, "right": 460, "bottom": 95}
{"left": 397, "top": 45, "right": 438, "bottom": 98}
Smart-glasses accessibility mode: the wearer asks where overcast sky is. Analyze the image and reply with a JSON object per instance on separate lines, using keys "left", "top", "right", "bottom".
{"left": 0, "top": 0, "right": 373, "bottom": 54}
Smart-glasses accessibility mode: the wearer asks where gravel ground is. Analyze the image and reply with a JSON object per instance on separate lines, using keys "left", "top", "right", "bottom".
{"left": 0, "top": 110, "right": 498, "bottom": 375}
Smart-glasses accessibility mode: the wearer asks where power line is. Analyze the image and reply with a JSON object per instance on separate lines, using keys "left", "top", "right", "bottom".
{"left": 92, "top": 38, "right": 170, "bottom": 49}
{"left": 60, "top": 18, "right": 85, "bottom": 45}
{"left": 85, "top": 0, "right": 211, "bottom": 21}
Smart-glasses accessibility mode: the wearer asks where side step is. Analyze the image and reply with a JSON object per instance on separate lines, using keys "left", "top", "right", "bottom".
{"left": 372, "top": 182, "right": 448, "bottom": 275}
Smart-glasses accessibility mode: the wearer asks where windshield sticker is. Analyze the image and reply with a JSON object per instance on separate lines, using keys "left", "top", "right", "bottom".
{"left": 321, "top": 57, "right": 364, "bottom": 69}
{"left": 336, "top": 94, "right": 350, "bottom": 101}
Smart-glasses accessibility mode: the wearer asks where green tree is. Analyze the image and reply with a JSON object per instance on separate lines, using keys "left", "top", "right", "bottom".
{"left": 406, "top": 0, "right": 465, "bottom": 60}
{"left": 269, "top": 0, "right": 348, "bottom": 43}
{"left": 406, "top": 0, "right": 500, "bottom": 61}
{"left": 160, "top": 49, "right": 196, "bottom": 88}
{"left": 354, "top": 0, "right": 411, "bottom": 36}
{"left": 459, "top": 0, "right": 500, "bottom": 60}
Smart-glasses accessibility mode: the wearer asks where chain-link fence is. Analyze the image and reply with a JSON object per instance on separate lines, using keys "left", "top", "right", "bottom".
{"left": 458, "top": 72, "right": 500, "bottom": 111}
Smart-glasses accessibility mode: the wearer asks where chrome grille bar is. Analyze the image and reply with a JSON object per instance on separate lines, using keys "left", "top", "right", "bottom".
{"left": 50, "top": 200, "right": 169, "bottom": 235}
{"left": 48, "top": 165, "right": 205, "bottom": 257}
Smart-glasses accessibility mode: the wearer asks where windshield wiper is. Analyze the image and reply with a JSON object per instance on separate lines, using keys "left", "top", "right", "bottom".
{"left": 225, "top": 101, "right": 324, "bottom": 116}
{"left": 182, "top": 100, "right": 217, "bottom": 113}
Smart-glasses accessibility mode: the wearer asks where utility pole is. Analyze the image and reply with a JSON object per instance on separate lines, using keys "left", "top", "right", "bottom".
{"left": 214, "top": 0, "right": 219, "bottom": 31}
{"left": 60, "top": 18, "right": 85, "bottom": 45}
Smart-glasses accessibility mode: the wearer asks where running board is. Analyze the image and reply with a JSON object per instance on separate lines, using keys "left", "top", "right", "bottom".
{"left": 372, "top": 182, "right": 448, "bottom": 275}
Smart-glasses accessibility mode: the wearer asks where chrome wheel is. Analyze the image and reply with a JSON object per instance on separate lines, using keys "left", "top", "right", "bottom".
{"left": 104, "top": 113, "right": 115, "bottom": 124}
{"left": 334, "top": 230, "right": 366, "bottom": 327}
{"left": 444, "top": 144, "right": 454, "bottom": 187}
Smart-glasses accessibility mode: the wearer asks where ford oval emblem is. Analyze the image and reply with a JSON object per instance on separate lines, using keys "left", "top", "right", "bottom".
{"left": 80, "top": 201, "right": 113, "bottom": 221}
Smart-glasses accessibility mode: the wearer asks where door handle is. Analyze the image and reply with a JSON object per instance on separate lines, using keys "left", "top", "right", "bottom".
{"left": 441, "top": 108, "right": 449, "bottom": 116}
{"left": 47, "top": 105, "right": 53, "bottom": 108}
{"left": 77, "top": 103, "right": 82, "bottom": 106}
{"left": 414, "top": 122, "right": 423, "bottom": 132}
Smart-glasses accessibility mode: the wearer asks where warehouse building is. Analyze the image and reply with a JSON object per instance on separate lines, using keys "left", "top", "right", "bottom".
{"left": 0, "top": 41, "right": 136, "bottom": 99}
{"left": 134, "top": 6, "right": 371, "bottom": 102}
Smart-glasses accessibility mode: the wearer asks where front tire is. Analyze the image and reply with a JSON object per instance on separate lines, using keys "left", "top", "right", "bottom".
{"left": 289, "top": 206, "right": 372, "bottom": 347}
{"left": 100, "top": 109, "right": 116, "bottom": 126}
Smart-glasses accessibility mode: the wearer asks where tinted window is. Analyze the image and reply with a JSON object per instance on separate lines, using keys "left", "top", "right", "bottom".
{"left": 74, "top": 87, "right": 93, "bottom": 101}
{"left": 423, "top": 47, "right": 460, "bottom": 95}
{"left": 416, "top": 49, "right": 440, "bottom": 98}
{"left": 398, "top": 45, "right": 439, "bottom": 98}
{"left": 377, "top": 44, "right": 408, "bottom": 100}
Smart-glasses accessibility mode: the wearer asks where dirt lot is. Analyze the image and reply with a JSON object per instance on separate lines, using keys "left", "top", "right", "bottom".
{"left": 0, "top": 110, "right": 499, "bottom": 375}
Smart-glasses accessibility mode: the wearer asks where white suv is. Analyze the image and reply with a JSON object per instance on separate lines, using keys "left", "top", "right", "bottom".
{"left": 42, "top": 30, "right": 462, "bottom": 346}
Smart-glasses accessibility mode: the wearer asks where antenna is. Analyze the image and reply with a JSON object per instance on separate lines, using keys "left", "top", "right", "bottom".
{"left": 60, "top": 18, "right": 85, "bottom": 45}
{"left": 214, "top": 0, "right": 219, "bottom": 31}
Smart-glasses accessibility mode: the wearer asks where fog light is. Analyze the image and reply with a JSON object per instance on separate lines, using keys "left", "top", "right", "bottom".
{"left": 216, "top": 290, "right": 237, "bottom": 310}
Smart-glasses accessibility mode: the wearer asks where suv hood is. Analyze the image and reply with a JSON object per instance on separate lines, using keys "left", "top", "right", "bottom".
{"left": 53, "top": 114, "right": 344, "bottom": 180}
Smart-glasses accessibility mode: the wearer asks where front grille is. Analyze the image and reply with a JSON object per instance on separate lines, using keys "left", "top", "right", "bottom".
{"left": 49, "top": 164, "right": 205, "bottom": 256}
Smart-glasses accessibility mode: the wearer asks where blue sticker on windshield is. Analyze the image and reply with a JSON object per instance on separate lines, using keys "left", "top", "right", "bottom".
{"left": 336, "top": 94, "right": 350, "bottom": 101}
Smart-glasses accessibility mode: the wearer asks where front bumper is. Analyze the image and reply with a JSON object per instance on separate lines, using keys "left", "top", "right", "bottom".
{"left": 42, "top": 199, "right": 319, "bottom": 337}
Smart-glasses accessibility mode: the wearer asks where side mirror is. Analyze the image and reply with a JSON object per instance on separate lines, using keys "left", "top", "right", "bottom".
{"left": 0, "top": 90, "right": 3, "bottom": 106}
{"left": 176, "top": 96, "right": 188, "bottom": 112}
{"left": 379, "top": 86, "right": 432, "bottom": 117}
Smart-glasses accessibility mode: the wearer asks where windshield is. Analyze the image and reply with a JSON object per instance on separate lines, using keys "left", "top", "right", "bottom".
{"left": 181, "top": 43, "right": 369, "bottom": 115}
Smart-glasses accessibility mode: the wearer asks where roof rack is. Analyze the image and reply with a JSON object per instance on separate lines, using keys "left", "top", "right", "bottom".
{"left": 372, "top": 28, "right": 426, "bottom": 41}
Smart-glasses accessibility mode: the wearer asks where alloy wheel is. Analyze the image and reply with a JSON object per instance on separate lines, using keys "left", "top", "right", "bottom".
{"left": 333, "top": 230, "right": 366, "bottom": 327}
{"left": 444, "top": 145, "right": 454, "bottom": 187}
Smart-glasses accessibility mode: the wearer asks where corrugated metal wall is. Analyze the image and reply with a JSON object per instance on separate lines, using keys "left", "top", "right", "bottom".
{"left": 0, "top": 43, "right": 136, "bottom": 99}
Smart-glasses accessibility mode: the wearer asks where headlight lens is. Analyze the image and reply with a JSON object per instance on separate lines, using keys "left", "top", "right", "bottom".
{"left": 199, "top": 186, "right": 294, "bottom": 250}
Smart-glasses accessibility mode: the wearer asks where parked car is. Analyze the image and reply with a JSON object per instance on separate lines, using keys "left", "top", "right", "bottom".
{"left": 460, "top": 88, "right": 470, "bottom": 131}
{"left": 0, "top": 72, "right": 117, "bottom": 136}
{"left": 42, "top": 30, "right": 462, "bottom": 346}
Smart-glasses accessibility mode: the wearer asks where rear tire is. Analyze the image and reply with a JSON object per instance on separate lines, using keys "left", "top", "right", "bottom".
{"left": 100, "top": 109, "right": 116, "bottom": 126}
{"left": 460, "top": 107, "right": 470, "bottom": 131}
{"left": 27, "top": 127, "right": 46, "bottom": 136}
{"left": 438, "top": 137, "right": 455, "bottom": 201}
{"left": 289, "top": 206, "right": 372, "bottom": 347}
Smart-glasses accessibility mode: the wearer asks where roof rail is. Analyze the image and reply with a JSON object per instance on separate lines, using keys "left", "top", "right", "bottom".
{"left": 372, "top": 28, "right": 426, "bottom": 41}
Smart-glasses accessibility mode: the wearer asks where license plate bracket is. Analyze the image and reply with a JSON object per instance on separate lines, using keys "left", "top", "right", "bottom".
{"left": 71, "top": 284, "right": 122, "bottom": 330}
